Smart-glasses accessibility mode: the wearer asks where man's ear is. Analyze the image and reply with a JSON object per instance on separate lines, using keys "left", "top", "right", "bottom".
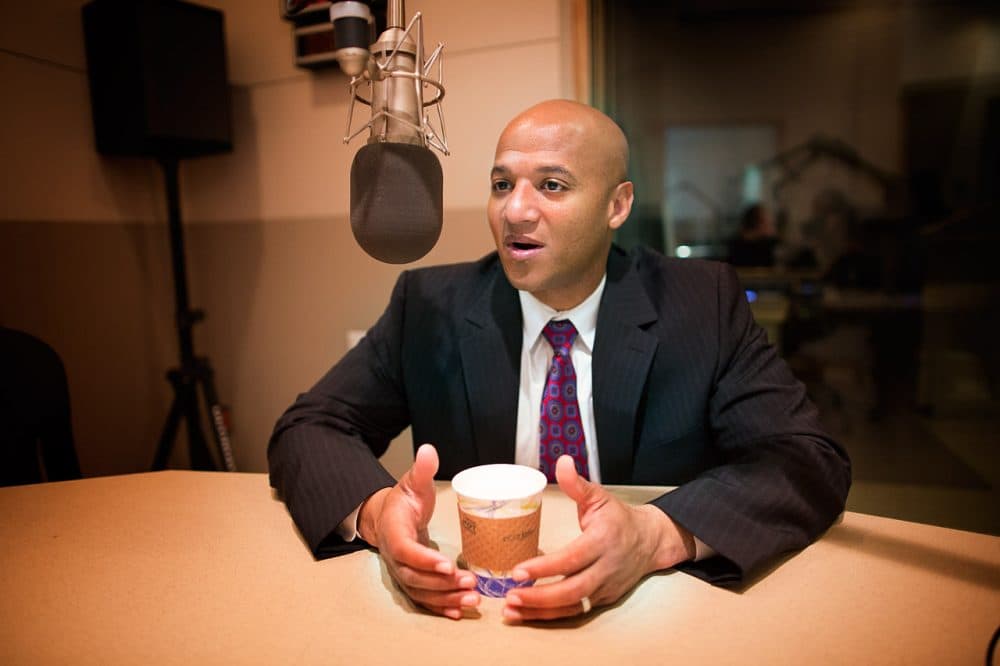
{"left": 608, "top": 181, "right": 634, "bottom": 231}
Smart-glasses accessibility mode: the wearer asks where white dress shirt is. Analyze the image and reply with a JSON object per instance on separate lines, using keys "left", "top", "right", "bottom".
{"left": 515, "top": 277, "right": 605, "bottom": 480}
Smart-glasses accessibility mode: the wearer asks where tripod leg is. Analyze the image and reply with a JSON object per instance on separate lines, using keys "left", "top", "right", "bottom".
{"left": 197, "top": 358, "right": 236, "bottom": 472}
{"left": 153, "top": 392, "right": 184, "bottom": 470}
{"left": 154, "top": 156, "right": 229, "bottom": 473}
{"left": 178, "top": 373, "right": 216, "bottom": 471}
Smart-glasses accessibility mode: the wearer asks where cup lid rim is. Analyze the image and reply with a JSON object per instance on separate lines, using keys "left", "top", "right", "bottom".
{"left": 451, "top": 464, "right": 547, "bottom": 500}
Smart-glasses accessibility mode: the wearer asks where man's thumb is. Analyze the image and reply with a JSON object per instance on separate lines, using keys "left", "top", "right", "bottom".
{"left": 554, "top": 454, "right": 594, "bottom": 507}
{"left": 406, "top": 443, "right": 439, "bottom": 500}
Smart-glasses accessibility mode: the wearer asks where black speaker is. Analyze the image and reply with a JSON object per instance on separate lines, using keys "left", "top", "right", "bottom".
{"left": 82, "top": 0, "right": 232, "bottom": 158}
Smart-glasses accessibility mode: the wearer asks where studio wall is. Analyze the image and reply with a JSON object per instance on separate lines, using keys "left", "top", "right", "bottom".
{"left": 0, "top": 0, "right": 577, "bottom": 477}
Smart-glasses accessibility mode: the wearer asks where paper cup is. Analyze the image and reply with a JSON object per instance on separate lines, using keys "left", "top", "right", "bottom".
{"left": 451, "top": 464, "right": 547, "bottom": 598}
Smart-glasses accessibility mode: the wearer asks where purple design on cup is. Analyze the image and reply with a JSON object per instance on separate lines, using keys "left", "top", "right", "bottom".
{"left": 474, "top": 573, "right": 535, "bottom": 598}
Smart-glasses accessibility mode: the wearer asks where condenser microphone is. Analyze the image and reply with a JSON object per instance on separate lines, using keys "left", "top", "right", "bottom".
{"left": 337, "top": 0, "right": 448, "bottom": 264}
{"left": 350, "top": 142, "right": 442, "bottom": 264}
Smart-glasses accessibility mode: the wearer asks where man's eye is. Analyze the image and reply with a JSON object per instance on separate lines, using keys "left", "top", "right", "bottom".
{"left": 492, "top": 180, "right": 511, "bottom": 193}
{"left": 541, "top": 180, "right": 565, "bottom": 192}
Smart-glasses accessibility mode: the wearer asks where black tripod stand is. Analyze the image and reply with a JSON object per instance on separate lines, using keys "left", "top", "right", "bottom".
{"left": 151, "top": 155, "right": 236, "bottom": 472}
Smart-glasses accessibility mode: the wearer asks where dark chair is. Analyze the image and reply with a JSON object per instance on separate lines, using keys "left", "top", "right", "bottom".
{"left": 0, "top": 327, "right": 81, "bottom": 486}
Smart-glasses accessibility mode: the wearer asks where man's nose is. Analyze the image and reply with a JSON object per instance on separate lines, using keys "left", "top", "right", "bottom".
{"left": 503, "top": 180, "right": 541, "bottom": 225}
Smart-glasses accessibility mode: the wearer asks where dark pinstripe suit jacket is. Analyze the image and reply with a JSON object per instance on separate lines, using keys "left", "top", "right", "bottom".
{"left": 268, "top": 245, "right": 851, "bottom": 585}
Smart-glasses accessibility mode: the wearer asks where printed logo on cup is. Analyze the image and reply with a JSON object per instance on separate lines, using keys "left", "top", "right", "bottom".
{"left": 459, "top": 508, "right": 540, "bottom": 571}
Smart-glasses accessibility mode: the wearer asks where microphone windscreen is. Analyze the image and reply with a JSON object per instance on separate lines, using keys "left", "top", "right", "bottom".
{"left": 350, "top": 142, "right": 443, "bottom": 264}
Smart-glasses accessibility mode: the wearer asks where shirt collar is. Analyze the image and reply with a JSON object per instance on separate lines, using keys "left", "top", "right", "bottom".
{"left": 518, "top": 275, "right": 606, "bottom": 353}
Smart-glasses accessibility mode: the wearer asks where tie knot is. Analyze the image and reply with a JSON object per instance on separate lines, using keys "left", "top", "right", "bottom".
{"left": 542, "top": 319, "right": 578, "bottom": 355}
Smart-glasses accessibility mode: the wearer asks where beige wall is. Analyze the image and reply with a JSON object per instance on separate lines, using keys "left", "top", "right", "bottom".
{"left": 1, "top": 1, "right": 574, "bottom": 477}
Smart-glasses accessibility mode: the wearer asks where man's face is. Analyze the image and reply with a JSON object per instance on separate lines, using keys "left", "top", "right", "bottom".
{"left": 487, "top": 109, "right": 632, "bottom": 311}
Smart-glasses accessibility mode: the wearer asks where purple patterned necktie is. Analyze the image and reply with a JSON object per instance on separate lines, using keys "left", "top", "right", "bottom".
{"left": 538, "top": 319, "right": 589, "bottom": 482}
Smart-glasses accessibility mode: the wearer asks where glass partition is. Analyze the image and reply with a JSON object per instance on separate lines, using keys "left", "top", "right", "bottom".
{"left": 593, "top": 0, "right": 999, "bottom": 534}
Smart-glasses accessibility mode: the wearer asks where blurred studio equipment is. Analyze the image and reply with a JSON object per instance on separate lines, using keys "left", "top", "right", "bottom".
{"left": 729, "top": 203, "right": 780, "bottom": 268}
{"left": 756, "top": 134, "right": 901, "bottom": 272}
{"left": 82, "top": 0, "right": 236, "bottom": 472}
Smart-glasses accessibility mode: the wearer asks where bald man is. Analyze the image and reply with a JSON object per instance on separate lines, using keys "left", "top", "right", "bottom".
{"left": 269, "top": 100, "right": 851, "bottom": 622}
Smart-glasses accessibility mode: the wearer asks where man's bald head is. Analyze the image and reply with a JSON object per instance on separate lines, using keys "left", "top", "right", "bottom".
{"left": 497, "top": 99, "right": 630, "bottom": 188}
{"left": 487, "top": 99, "right": 635, "bottom": 310}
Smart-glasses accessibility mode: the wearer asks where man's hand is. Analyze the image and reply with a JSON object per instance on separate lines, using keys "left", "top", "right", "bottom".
{"left": 358, "top": 444, "right": 480, "bottom": 620}
{"left": 502, "top": 455, "right": 696, "bottom": 622}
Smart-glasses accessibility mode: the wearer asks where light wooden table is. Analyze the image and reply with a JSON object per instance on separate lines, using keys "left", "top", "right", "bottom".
{"left": 1, "top": 471, "right": 998, "bottom": 665}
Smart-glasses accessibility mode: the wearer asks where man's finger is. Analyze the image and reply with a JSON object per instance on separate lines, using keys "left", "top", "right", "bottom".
{"left": 381, "top": 521, "right": 455, "bottom": 574}
{"left": 504, "top": 576, "right": 596, "bottom": 617}
{"left": 503, "top": 600, "right": 588, "bottom": 622}
{"left": 511, "top": 533, "right": 601, "bottom": 582}
{"left": 406, "top": 588, "right": 482, "bottom": 619}
{"left": 392, "top": 564, "right": 477, "bottom": 592}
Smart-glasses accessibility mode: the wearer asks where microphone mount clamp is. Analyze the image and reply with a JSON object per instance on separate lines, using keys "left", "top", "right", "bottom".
{"left": 340, "top": 6, "right": 448, "bottom": 155}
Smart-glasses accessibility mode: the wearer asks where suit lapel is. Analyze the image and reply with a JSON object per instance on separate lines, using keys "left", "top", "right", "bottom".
{"left": 593, "top": 248, "right": 659, "bottom": 483}
{"left": 459, "top": 261, "right": 522, "bottom": 466}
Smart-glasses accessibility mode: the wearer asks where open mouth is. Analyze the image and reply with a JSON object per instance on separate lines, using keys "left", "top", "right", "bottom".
{"left": 506, "top": 236, "right": 543, "bottom": 254}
